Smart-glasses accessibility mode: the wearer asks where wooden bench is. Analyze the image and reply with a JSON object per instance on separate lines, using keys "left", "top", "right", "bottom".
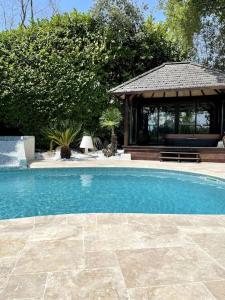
{"left": 160, "top": 151, "right": 200, "bottom": 162}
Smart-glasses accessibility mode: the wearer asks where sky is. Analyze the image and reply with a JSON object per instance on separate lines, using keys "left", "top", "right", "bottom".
{"left": 59, "top": 0, "right": 165, "bottom": 21}
{"left": 59, "top": 0, "right": 164, "bottom": 21}
{"left": 0, "top": 0, "right": 165, "bottom": 31}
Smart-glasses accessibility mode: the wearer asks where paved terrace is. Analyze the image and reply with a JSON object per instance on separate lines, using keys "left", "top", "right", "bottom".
{"left": 0, "top": 161, "right": 225, "bottom": 299}
{"left": 1, "top": 214, "right": 225, "bottom": 299}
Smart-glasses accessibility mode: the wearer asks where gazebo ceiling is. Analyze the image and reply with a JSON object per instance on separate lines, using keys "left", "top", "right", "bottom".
{"left": 110, "top": 62, "right": 225, "bottom": 98}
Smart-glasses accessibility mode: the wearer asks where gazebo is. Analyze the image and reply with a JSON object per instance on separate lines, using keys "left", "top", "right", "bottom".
{"left": 110, "top": 62, "right": 225, "bottom": 162}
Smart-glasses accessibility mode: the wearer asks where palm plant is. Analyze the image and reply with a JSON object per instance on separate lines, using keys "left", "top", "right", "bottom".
{"left": 100, "top": 107, "right": 122, "bottom": 155}
{"left": 43, "top": 121, "right": 82, "bottom": 159}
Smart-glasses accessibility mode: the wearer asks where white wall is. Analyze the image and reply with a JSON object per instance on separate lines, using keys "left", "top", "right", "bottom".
{"left": 23, "top": 136, "right": 35, "bottom": 161}
{"left": 0, "top": 136, "right": 35, "bottom": 168}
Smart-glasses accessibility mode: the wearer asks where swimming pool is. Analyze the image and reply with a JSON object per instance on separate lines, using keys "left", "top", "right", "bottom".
{"left": 1, "top": 167, "right": 225, "bottom": 219}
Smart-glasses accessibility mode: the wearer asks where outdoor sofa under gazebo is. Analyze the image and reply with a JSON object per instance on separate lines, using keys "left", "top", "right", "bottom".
{"left": 111, "top": 62, "right": 225, "bottom": 162}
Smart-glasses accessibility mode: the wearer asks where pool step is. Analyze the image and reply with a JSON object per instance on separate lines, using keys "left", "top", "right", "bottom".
{"left": 160, "top": 151, "right": 200, "bottom": 163}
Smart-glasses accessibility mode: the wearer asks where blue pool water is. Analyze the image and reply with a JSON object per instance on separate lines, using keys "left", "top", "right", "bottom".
{"left": 0, "top": 168, "right": 225, "bottom": 219}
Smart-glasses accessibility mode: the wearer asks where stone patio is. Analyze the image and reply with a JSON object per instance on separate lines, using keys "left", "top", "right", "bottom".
{"left": 1, "top": 161, "right": 225, "bottom": 299}
{"left": 0, "top": 213, "right": 225, "bottom": 299}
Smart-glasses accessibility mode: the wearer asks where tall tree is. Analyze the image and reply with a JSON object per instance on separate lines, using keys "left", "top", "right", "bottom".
{"left": 0, "top": 0, "right": 60, "bottom": 30}
{"left": 19, "top": 0, "right": 30, "bottom": 27}
{"left": 91, "top": 0, "right": 144, "bottom": 33}
{"left": 30, "top": 0, "right": 34, "bottom": 23}
{"left": 160, "top": 0, "right": 225, "bottom": 69}
{"left": 48, "top": 0, "right": 59, "bottom": 15}
{"left": 91, "top": 0, "right": 184, "bottom": 85}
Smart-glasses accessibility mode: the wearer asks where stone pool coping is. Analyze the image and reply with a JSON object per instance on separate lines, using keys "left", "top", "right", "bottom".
{"left": 30, "top": 159, "right": 225, "bottom": 179}
{"left": 1, "top": 213, "right": 225, "bottom": 299}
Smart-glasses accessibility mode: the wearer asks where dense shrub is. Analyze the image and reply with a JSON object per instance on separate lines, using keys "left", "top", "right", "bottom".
{"left": 0, "top": 5, "right": 185, "bottom": 148}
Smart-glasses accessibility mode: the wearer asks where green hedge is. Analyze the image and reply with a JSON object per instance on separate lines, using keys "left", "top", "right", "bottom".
{"left": 0, "top": 10, "right": 185, "bottom": 148}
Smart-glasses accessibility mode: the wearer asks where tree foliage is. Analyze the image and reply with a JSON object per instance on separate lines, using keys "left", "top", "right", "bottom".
{"left": 161, "top": 0, "right": 225, "bottom": 69}
{"left": 0, "top": 0, "right": 185, "bottom": 148}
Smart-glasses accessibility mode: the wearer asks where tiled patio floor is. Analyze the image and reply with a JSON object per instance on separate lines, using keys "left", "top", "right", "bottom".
{"left": 1, "top": 213, "right": 225, "bottom": 299}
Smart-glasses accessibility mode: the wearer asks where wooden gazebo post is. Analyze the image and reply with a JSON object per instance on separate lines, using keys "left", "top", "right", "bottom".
{"left": 124, "top": 96, "right": 129, "bottom": 146}
{"left": 221, "top": 97, "right": 225, "bottom": 136}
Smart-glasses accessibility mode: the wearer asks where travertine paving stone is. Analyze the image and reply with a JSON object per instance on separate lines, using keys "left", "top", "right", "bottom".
{"left": 67, "top": 214, "right": 97, "bottom": 231}
{"left": 0, "top": 275, "right": 8, "bottom": 294}
{"left": 116, "top": 246, "right": 225, "bottom": 288}
{"left": 178, "top": 225, "right": 225, "bottom": 234}
{"left": 44, "top": 268, "right": 128, "bottom": 300}
{"left": 128, "top": 214, "right": 181, "bottom": 226}
{"left": 128, "top": 283, "right": 215, "bottom": 300}
{"left": 0, "top": 217, "right": 34, "bottom": 231}
{"left": 13, "top": 239, "right": 84, "bottom": 274}
{"left": 84, "top": 223, "right": 191, "bottom": 251}
{"left": 85, "top": 251, "right": 119, "bottom": 269}
{"left": 0, "top": 257, "right": 16, "bottom": 290}
{"left": 35, "top": 215, "right": 67, "bottom": 226}
{"left": 0, "top": 213, "right": 225, "bottom": 299}
{"left": 0, "top": 257, "right": 16, "bottom": 276}
{"left": 205, "top": 280, "right": 225, "bottom": 300}
{"left": 187, "top": 215, "right": 225, "bottom": 227}
{"left": 97, "top": 214, "right": 128, "bottom": 225}
{"left": 188, "top": 233, "right": 225, "bottom": 268}
{"left": 31, "top": 223, "right": 83, "bottom": 241}
{"left": 0, "top": 273, "right": 47, "bottom": 299}
{"left": 0, "top": 238, "right": 27, "bottom": 258}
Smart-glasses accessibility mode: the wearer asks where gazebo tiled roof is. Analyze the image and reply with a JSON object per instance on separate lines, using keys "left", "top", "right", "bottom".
{"left": 110, "top": 62, "right": 225, "bottom": 96}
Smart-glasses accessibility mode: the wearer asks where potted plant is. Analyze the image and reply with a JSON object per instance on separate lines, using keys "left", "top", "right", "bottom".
{"left": 43, "top": 121, "right": 81, "bottom": 159}
{"left": 100, "top": 107, "right": 122, "bottom": 156}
